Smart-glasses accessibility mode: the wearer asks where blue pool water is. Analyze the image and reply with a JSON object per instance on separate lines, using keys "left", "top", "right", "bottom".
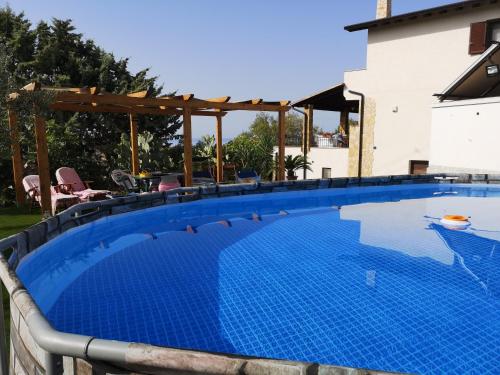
{"left": 16, "top": 184, "right": 500, "bottom": 374}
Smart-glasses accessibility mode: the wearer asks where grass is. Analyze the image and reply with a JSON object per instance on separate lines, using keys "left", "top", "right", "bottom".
{"left": 0, "top": 205, "right": 42, "bottom": 351}
{"left": 0, "top": 206, "right": 42, "bottom": 239}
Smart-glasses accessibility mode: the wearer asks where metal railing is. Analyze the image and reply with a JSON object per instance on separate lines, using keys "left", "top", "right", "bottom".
{"left": 285, "top": 136, "right": 349, "bottom": 149}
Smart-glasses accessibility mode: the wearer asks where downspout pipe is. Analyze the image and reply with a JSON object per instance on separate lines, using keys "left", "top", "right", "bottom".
{"left": 291, "top": 106, "right": 308, "bottom": 180}
{"left": 347, "top": 90, "right": 365, "bottom": 178}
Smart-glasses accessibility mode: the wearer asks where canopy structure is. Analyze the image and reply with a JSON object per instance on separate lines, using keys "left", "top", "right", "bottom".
{"left": 436, "top": 43, "right": 500, "bottom": 101}
{"left": 291, "top": 83, "right": 359, "bottom": 176}
{"left": 7, "top": 82, "right": 291, "bottom": 215}
{"left": 292, "top": 83, "right": 359, "bottom": 113}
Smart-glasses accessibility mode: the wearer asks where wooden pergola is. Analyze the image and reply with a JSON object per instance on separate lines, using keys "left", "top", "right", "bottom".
{"left": 7, "top": 82, "right": 291, "bottom": 215}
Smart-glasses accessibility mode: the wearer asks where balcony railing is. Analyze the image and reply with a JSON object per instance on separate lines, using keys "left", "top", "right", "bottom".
{"left": 285, "top": 136, "right": 349, "bottom": 149}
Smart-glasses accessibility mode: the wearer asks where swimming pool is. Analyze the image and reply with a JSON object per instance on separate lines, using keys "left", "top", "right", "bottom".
{"left": 16, "top": 184, "right": 500, "bottom": 375}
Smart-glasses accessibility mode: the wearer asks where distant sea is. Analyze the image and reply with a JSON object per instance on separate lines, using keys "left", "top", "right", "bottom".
{"left": 192, "top": 137, "right": 233, "bottom": 144}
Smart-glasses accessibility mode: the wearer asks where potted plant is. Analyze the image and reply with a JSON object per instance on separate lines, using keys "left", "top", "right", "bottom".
{"left": 284, "top": 155, "right": 312, "bottom": 181}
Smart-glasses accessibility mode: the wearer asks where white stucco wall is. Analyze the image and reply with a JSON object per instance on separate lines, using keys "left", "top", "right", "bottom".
{"left": 344, "top": 4, "right": 500, "bottom": 176}
{"left": 283, "top": 146, "right": 349, "bottom": 179}
{"left": 429, "top": 97, "right": 500, "bottom": 174}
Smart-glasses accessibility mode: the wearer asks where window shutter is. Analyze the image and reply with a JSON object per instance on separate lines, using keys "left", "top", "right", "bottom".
{"left": 469, "top": 22, "right": 488, "bottom": 55}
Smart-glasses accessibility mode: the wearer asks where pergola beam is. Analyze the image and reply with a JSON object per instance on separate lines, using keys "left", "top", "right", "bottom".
{"left": 206, "top": 96, "right": 231, "bottom": 103}
{"left": 49, "top": 102, "right": 225, "bottom": 117}
{"left": 50, "top": 92, "right": 290, "bottom": 112}
{"left": 159, "top": 93, "right": 194, "bottom": 101}
{"left": 22, "top": 82, "right": 41, "bottom": 91}
{"left": 127, "top": 90, "right": 149, "bottom": 98}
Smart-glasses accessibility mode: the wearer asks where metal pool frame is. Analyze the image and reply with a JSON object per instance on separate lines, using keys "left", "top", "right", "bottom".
{"left": 0, "top": 173, "right": 495, "bottom": 375}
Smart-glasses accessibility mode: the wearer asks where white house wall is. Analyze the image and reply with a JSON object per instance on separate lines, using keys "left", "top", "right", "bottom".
{"left": 344, "top": 5, "right": 500, "bottom": 176}
{"left": 282, "top": 147, "right": 349, "bottom": 179}
{"left": 429, "top": 97, "right": 500, "bottom": 174}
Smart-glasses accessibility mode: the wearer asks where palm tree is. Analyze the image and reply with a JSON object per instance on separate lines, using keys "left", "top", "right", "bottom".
{"left": 283, "top": 155, "right": 312, "bottom": 180}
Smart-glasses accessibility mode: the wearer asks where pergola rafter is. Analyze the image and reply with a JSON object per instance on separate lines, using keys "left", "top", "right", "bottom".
{"left": 7, "top": 82, "right": 290, "bottom": 216}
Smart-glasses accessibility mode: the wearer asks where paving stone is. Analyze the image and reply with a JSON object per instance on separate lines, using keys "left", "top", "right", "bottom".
{"left": 244, "top": 359, "right": 311, "bottom": 375}
{"left": 63, "top": 357, "right": 75, "bottom": 375}
{"left": 17, "top": 313, "right": 45, "bottom": 368}
{"left": 11, "top": 322, "right": 38, "bottom": 375}
{"left": 10, "top": 297, "right": 20, "bottom": 330}
{"left": 14, "top": 353, "right": 28, "bottom": 375}
{"left": 76, "top": 359, "right": 93, "bottom": 375}
{"left": 125, "top": 343, "right": 244, "bottom": 375}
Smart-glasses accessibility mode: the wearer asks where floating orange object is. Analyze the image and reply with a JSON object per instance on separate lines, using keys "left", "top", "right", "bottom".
{"left": 442, "top": 215, "right": 469, "bottom": 222}
{"left": 440, "top": 215, "right": 471, "bottom": 230}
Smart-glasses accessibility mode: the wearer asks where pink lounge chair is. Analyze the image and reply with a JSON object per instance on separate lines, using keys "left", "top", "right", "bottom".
{"left": 158, "top": 175, "right": 181, "bottom": 192}
{"left": 55, "top": 167, "right": 110, "bottom": 202}
{"left": 22, "top": 175, "right": 79, "bottom": 215}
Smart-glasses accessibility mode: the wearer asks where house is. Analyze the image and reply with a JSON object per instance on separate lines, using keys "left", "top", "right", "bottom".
{"left": 430, "top": 43, "right": 500, "bottom": 173}
{"left": 290, "top": 0, "right": 500, "bottom": 179}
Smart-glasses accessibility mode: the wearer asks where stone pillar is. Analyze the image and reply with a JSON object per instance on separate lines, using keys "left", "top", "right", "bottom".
{"left": 348, "top": 97, "right": 376, "bottom": 177}
{"left": 376, "top": 0, "right": 392, "bottom": 19}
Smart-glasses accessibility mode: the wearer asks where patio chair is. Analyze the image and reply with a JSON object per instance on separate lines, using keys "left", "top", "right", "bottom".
{"left": 158, "top": 174, "right": 181, "bottom": 192}
{"left": 193, "top": 170, "right": 216, "bottom": 186}
{"left": 22, "top": 175, "right": 79, "bottom": 215}
{"left": 111, "top": 170, "right": 139, "bottom": 194}
{"left": 237, "top": 170, "right": 261, "bottom": 184}
{"left": 56, "top": 167, "right": 110, "bottom": 202}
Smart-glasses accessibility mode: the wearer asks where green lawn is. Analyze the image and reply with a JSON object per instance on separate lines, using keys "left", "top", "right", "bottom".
{"left": 0, "top": 206, "right": 42, "bottom": 351}
{"left": 0, "top": 206, "right": 42, "bottom": 240}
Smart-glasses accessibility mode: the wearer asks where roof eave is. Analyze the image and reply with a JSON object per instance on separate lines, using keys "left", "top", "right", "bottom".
{"left": 344, "top": 0, "right": 495, "bottom": 33}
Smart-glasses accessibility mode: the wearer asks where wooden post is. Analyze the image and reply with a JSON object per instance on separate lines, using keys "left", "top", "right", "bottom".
{"left": 129, "top": 114, "right": 140, "bottom": 175}
{"left": 339, "top": 109, "right": 349, "bottom": 136}
{"left": 278, "top": 110, "right": 286, "bottom": 181}
{"left": 305, "top": 105, "right": 314, "bottom": 151}
{"left": 7, "top": 109, "right": 25, "bottom": 206}
{"left": 302, "top": 109, "right": 309, "bottom": 180}
{"left": 215, "top": 114, "right": 224, "bottom": 183}
{"left": 183, "top": 106, "right": 193, "bottom": 187}
{"left": 34, "top": 113, "right": 52, "bottom": 216}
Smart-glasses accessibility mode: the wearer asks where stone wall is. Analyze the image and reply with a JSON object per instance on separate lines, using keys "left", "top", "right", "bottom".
{"left": 348, "top": 97, "right": 376, "bottom": 177}
{"left": 2, "top": 174, "right": 499, "bottom": 375}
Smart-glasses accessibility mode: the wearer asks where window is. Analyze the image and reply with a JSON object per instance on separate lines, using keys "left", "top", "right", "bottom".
{"left": 322, "top": 168, "right": 332, "bottom": 179}
{"left": 469, "top": 20, "right": 500, "bottom": 55}
{"left": 409, "top": 160, "right": 429, "bottom": 175}
{"left": 490, "top": 22, "right": 500, "bottom": 43}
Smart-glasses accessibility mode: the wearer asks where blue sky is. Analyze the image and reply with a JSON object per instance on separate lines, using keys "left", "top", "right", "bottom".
{"left": 3, "top": 0, "right": 457, "bottom": 138}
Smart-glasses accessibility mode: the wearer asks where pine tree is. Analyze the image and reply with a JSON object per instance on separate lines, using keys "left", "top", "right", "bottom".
{"left": 0, "top": 6, "right": 182, "bottom": 201}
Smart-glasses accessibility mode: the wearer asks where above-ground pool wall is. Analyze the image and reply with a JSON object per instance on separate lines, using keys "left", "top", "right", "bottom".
{"left": 3, "top": 174, "right": 499, "bottom": 375}
{"left": 429, "top": 97, "right": 500, "bottom": 174}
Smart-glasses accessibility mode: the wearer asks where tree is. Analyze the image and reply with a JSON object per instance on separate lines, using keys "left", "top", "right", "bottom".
{"left": 282, "top": 155, "right": 312, "bottom": 179}
{"left": 247, "top": 112, "right": 322, "bottom": 144}
{"left": 0, "top": 6, "right": 183, "bottom": 204}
